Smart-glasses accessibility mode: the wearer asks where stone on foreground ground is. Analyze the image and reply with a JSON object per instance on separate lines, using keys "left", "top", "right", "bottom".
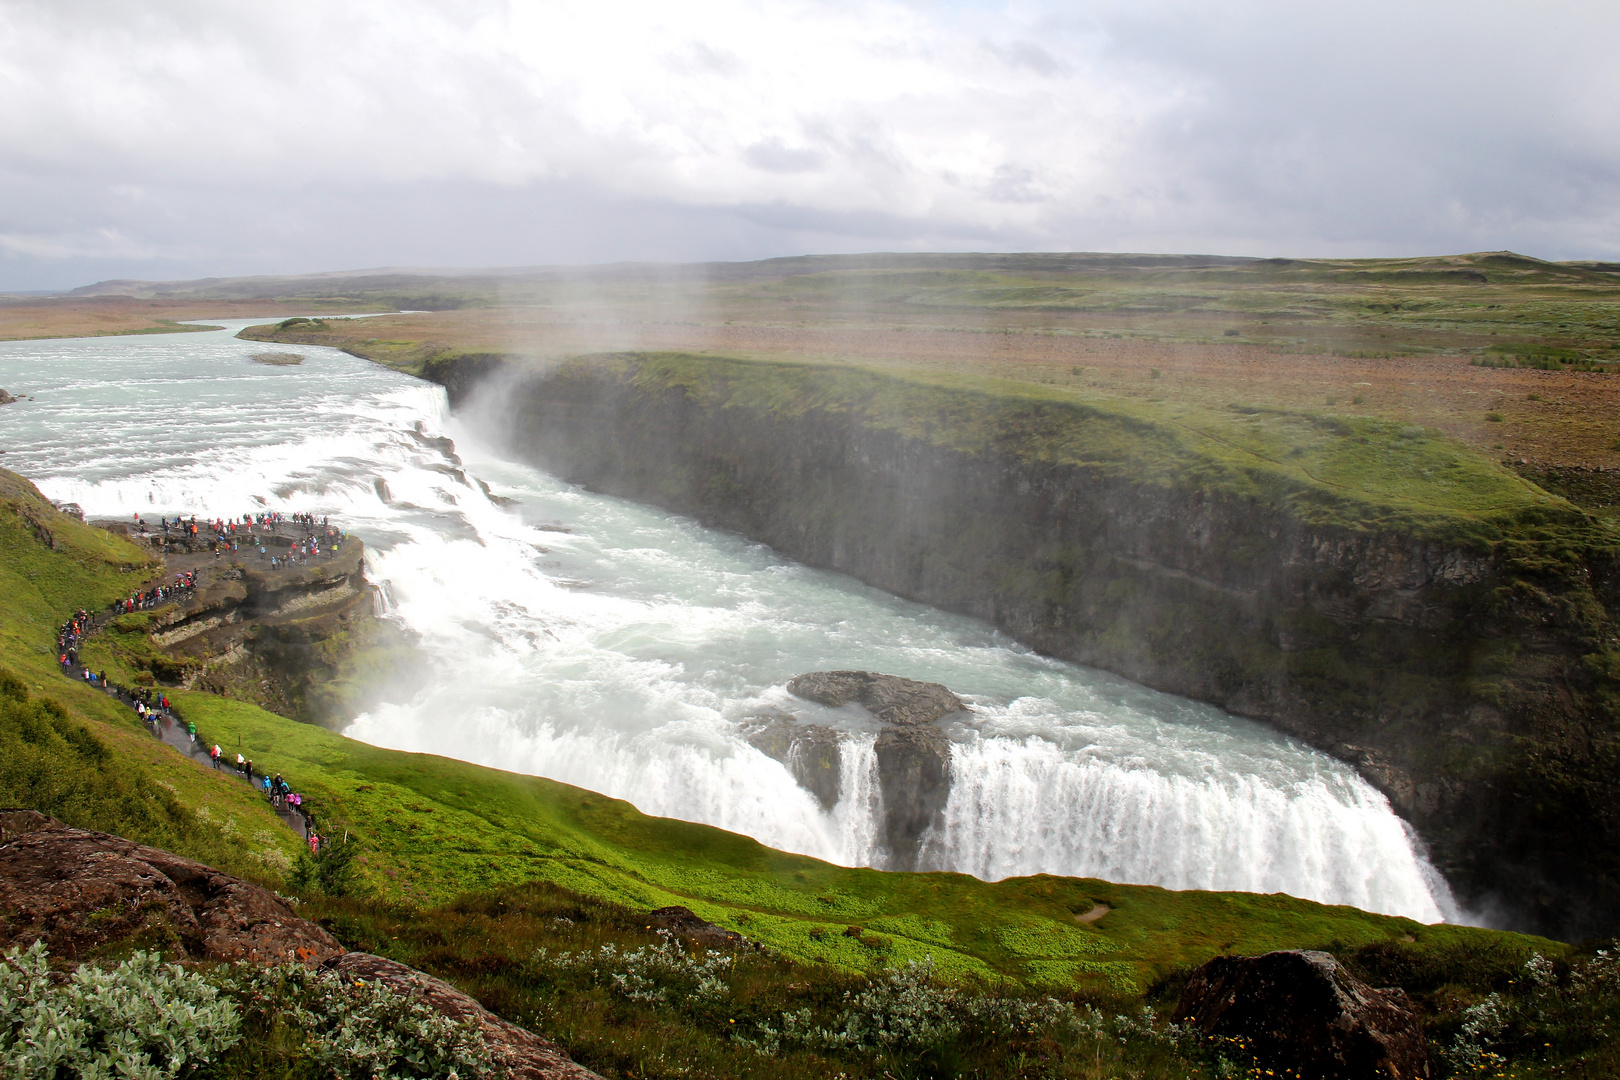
{"left": 1174, "top": 949, "right": 1432, "bottom": 1080}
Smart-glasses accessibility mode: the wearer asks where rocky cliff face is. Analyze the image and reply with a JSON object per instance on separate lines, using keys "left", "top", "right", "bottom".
{"left": 418, "top": 352, "right": 1618, "bottom": 938}
{"left": 102, "top": 528, "right": 415, "bottom": 726}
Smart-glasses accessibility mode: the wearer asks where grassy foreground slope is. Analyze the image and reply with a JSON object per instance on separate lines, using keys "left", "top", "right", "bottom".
{"left": 0, "top": 470, "right": 303, "bottom": 879}
{"left": 0, "top": 466, "right": 1558, "bottom": 994}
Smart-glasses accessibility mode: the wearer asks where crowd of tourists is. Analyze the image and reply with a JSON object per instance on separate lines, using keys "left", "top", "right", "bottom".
{"left": 136, "top": 509, "right": 349, "bottom": 568}
{"left": 51, "top": 508, "right": 349, "bottom": 855}
{"left": 56, "top": 609, "right": 95, "bottom": 670}
{"left": 112, "top": 571, "right": 198, "bottom": 616}
{"left": 79, "top": 656, "right": 330, "bottom": 854}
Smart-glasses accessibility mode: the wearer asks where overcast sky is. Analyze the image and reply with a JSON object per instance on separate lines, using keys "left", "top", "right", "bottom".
{"left": 2, "top": 0, "right": 1617, "bottom": 290}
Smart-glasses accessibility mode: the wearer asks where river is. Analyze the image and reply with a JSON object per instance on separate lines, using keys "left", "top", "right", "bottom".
{"left": 0, "top": 320, "right": 1461, "bottom": 921}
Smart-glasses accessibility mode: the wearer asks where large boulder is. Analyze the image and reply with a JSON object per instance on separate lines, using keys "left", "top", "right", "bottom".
{"left": 786, "top": 671, "right": 967, "bottom": 726}
{"left": 321, "top": 952, "right": 602, "bottom": 1080}
{"left": 0, "top": 811, "right": 341, "bottom": 964}
{"left": 1173, "top": 950, "right": 1433, "bottom": 1080}
{"left": 742, "top": 712, "right": 843, "bottom": 810}
{"left": 786, "top": 671, "right": 968, "bottom": 870}
{"left": 644, "top": 906, "right": 762, "bottom": 951}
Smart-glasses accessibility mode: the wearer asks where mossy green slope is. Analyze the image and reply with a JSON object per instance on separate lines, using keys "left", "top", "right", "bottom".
{"left": 166, "top": 690, "right": 1555, "bottom": 992}
{"left": 0, "top": 470, "right": 303, "bottom": 879}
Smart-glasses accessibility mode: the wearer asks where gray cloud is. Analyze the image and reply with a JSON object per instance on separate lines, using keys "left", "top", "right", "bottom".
{"left": 744, "top": 139, "right": 827, "bottom": 174}
{"left": 1, "top": 0, "right": 1616, "bottom": 290}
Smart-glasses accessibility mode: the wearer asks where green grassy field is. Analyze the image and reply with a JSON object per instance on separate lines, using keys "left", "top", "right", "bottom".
{"left": 598, "top": 351, "right": 1579, "bottom": 537}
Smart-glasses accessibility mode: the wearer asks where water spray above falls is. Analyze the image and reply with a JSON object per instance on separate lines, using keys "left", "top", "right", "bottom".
{"left": 0, "top": 322, "right": 1459, "bottom": 924}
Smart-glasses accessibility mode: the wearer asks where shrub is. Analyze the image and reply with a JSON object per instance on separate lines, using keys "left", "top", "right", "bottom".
{"left": 218, "top": 964, "right": 496, "bottom": 1080}
{"left": 290, "top": 837, "right": 363, "bottom": 898}
{"left": 1438, "top": 945, "right": 1620, "bottom": 1073}
{"left": 752, "top": 958, "right": 1089, "bottom": 1056}
{"left": 532, "top": 930, "right": 735, "bottom": 1006}
{"left": 0, "top": 941, "right": 241, "bottom": 1079}
{"left": 1485, "top": 412, "right": 1505, "bottom": 422}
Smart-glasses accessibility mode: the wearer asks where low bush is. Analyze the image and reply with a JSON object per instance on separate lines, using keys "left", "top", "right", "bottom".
{"left": 212, "top": 964, "right": 495, "bottom": 1080}
{"left": 0, "top": 942, "right": 497, "bottom": 1080}
{"left": 0, "top": 941, "right": 240, "bottom": 1079}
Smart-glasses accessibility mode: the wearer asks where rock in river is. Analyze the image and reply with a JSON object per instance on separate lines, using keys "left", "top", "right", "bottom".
{"left": 743, "top": 712, "right": 844, "bottom": 811}
{"left": 786, "top": 671, "right": 970, "bottom": 870}
{"left": 786, "top": 670, "right": 967, "bottom": 726}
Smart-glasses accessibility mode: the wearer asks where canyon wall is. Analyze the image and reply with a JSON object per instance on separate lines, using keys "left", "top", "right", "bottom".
{"left": 428, "top": 352, "right": 1620, "bottom": 937}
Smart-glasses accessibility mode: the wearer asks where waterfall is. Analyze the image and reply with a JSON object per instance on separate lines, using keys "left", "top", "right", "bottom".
{"left": 924, "top": 735, "right": 1455, "bottom": 921}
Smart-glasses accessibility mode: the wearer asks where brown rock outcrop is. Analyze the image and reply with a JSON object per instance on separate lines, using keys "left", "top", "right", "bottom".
{"left": 0, "top": 812, "right": 341, "bottom": 964}
{"left": 1174, "top": 950, "right": 1432, "bottom": 1080}
{"left": 320, "top": 952, "right": 603, "bottom": 1080}
{"left": 644, "top": 905, "right": 762, "bottom": 951}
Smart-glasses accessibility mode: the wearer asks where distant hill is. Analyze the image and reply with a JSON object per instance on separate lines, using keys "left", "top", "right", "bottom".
{"left": 65, "top": 250, "right": 1620, "bottom": 305}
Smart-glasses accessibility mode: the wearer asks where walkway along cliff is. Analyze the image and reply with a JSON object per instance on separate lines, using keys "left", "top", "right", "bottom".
{"left": 89, "top": 516, "right": 413, "bottom": 728}
{"left": 241, "top": 330, "right": 1620, "bottom": 939}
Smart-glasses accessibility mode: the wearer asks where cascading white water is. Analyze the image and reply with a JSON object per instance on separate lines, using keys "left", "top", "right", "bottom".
{"left": 929, "top": 736, "right": 1444, "bottom": 918}
{"left": 0, "top": 321, "right": 1459, "bottom": 923}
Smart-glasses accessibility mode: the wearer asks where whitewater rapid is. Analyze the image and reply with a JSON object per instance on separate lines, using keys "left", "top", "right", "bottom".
{"left": 0, "top": 321, "right": 1459, "bottom": 922}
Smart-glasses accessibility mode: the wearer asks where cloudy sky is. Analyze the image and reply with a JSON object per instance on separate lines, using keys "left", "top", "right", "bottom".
{"left": 2, "top": 0, "right": 1617, "bottom": 290}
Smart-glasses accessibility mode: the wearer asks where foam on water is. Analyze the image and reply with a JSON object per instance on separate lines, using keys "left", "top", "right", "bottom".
{"left": 0, "top": 322, "right": 1459, "bottom": 922}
